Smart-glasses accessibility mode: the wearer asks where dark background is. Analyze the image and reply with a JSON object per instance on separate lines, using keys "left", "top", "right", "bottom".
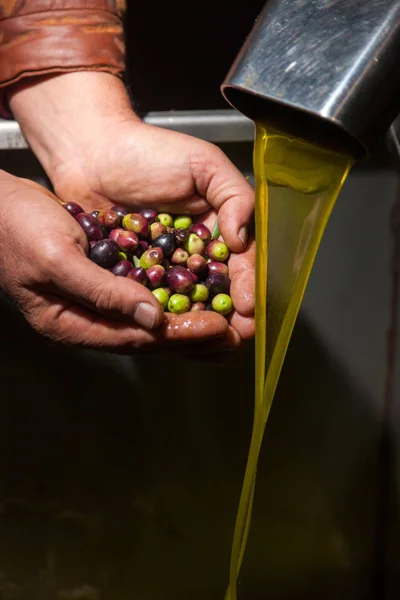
{"left": 123, "top": 0, "right": 266, "bottom": 113}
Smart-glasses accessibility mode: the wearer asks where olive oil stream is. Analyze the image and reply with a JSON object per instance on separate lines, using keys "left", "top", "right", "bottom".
{"left": 225, "top": 123, "right": 353, "bottom": 600}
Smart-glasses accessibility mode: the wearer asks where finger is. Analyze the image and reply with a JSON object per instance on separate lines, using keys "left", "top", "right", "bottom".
{"left": 43, "top": 242, "right": 164, "bottom": 330}
{"left": 228, "top": 238, "right": 256, "bottom": 317}
{"left": 193, "top": 148, "right": 254, "bottom": 253}
{"left": 182, "top": 324, "right": 242, "bottom": 354}
{"left": 229, "top": 312, "right": 255, "bottom": 340}
{"left": 26, "top": 291, "right": 230, "bottom": 351}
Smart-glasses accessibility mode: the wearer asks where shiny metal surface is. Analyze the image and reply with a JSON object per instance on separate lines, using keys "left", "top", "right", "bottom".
{"left": 0, "top": 110, "right": 254, "bottom": 150}
{"left": 387, "top": 115, "right": 400, "bottom": 170}
{"left": 222, "top": 0, "right": 400, "bottom": 158}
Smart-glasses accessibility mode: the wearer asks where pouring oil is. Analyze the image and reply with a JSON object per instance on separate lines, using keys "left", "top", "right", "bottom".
{"left": 225, "top": 123, "right": 353, "bottom": 600}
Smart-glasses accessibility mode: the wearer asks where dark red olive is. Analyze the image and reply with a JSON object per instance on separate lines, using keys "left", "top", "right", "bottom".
{"left": 166, "top": 266, "right": 194, "bottom": 294}
{"left": 111, "top": 205, "right": 129, "bottom": 218}
{"left": 127, "top": 267, "right": 148, "bottom": 286}
{"left": 111, "top": 260, "right": 133, "bottom": 277}
{"left": 63, "top": 201, "right": 84, "bottom": 219}
{"left": 146, "top": 265, "right": 166, "bottom": 288}
{"left": 89, "top": 238, "right": 120, "bottom": 269}
{"left": 207, "top": 261, "right": 229, "bottom": 276}
{"left": 140, "top": 208, "right": 158, "bottom": 224}
{"left": 205, "top": 273, "right": 231, "bottom": 296}
{"left": 187, "top": 253, "right": 207, "bottom": 274}
{"left": 97, "top": 210, "right": 121, "bottom": 230}
{"left": 76, "top": 213, "right": 104, "bottom": 242}
{"left": 189, "top": 223, "right": 211, "bottom": 244}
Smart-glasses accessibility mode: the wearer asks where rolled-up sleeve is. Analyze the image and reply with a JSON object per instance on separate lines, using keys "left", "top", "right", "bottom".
{"left": 0, "top": 1, "right": 126, "bottom": 116}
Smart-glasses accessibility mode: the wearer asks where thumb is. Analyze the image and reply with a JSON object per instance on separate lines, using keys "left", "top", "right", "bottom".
{"left": 46, "top": 246, "right": 164, "bottom": 330}
{"left": 192, "top": 145, "right": 254, "bottom": 253}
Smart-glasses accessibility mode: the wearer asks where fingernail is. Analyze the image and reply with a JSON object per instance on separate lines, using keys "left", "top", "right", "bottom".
{"left": 239, "top": 226, "right": 248, "bottom": 247}
{"left": 133, "top": 303, "right": 158, "bottom": 329}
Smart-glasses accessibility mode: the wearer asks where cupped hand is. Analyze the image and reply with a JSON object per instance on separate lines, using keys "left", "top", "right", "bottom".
{"left": 0, "top": 172, "right": 242, "bottom": 352}
{"left": 9, "top": 73, "right": 255, "bottom": 343}
{"left": 53, "top": 119, "right": 255, "bottom": 341}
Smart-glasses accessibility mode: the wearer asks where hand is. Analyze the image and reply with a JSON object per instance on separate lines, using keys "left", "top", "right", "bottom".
{"left": 9, "top": 73, "right": 255, "bottom": 344}
{"left": 0, "top": 172, "right": 238, "bottom": 352}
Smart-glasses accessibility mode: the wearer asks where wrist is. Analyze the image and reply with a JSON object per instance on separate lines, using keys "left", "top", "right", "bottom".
{"left": 9, "top": 71, "right": 140, "bottom": 183}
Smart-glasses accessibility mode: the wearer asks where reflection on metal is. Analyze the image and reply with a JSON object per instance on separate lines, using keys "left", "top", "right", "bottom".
{"left": 222, "top": 0, "right": 400, "bottom": 158}
{"left": 387, "top": 115, "right": 400, "bottom": 171}
{"left": 0, "top": 110, "right": 255, "bottom": 150}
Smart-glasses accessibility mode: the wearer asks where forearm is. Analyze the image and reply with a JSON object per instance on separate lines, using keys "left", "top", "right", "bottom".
{"left": 9, "top": 71, "right": 137, "bottom": 181}
{"left": 0, "top": 0, "right": 133, "bottom": 181}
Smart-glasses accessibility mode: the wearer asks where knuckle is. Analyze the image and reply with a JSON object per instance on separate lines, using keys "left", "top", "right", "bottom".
{"left": 35, "top": 236, "right": 66, "bottom": 282}
{"left": 91, "top": 284, "right": 115, "bottom": 314}
{"left": 90, "top": 279, "right": 140, "bottom": 318}
{"left": 90, "top": 281, "right": 132, "bottom": 318}
{"left": 26, "top": 308, "right": 58, "bottom": 341}
{"left": 25, "top": 301, "right": 74, "bottom": 346}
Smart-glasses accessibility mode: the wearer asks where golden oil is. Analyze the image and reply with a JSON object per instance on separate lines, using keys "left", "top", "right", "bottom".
{"left": 225, "top": 123, "right": 353, "bottom": 599}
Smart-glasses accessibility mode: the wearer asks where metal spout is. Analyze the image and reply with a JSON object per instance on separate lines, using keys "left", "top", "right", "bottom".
{"left": 221, "top": 0, "right": 400, "bottom": 158}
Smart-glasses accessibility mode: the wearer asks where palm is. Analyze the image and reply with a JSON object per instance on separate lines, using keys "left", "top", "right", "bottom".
{"left": 53, "top": 120, "right": 255, "bottom": 341}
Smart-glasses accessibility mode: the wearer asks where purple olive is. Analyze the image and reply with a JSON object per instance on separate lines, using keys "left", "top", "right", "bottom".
{"left": 140, "top": 247, "right": 164, "bottom": 269}
{"left": 111, "top": 205, "right": 129, "bottom": 218}
{"left": 89, "top": 238, "right": 120, "bottom": 269}
{"left": 206, "top": 240, "right": 229, "bottom": 262}
{"left": 150, "top": 222, "right": 167, "bottom": 241}
{"left": 97, "top": 210, "right": 121, "bottom": 230}
{"left": 207, "top": 261, "right": 229, "bottom": 276}
{"left": 135, "top": 240, "right": 149, "bottom": 258}
{"left": 90, "top": 210, "right": 100, "bottom": 219}
{"left": 206, "top": 273, "right": 231, "bottom": 296}
{"left": 166, "top": 266, "right": 194, "bottom": 294}
{"left": 110, "top": 228, "right": 139, "bottom": 251}
{"left": 146, "top": 265, "right": 166, "bottom": 289}
{"left": 63, "top": 201, "right": 84, "bottom": 219}
{"left": 191, "top": 302, "right": 206, "bottom": 312}
{"left": 174, "top": 228, "right": 190, "bottom": 244}
{"left": 189, "top": 223, "right": 211, "bottom": 244}
{"left": 184, "top": 233, "right": 205, "bottom": 256}
{"left": 190, "top": 272, "right": 200, "bottom": 284}
{"left": 140, "top": 208, "right": 158, "bottom": 224}
{"left": 109, "top": 228, "right": 120, "bottom": 242}
{"left": 187, "top": 253, "right": 207, "bottom": 274}
{"left": 89, "top": 241, "right": 98, "bottom": 249}
{"left": 171, "top": 248, "right": 189, "bottom": 266}
{"left": 76, "top": 213, "right": 104, "bottom": 242}
{"left": 152, "top": 233, "right": 176, "bottom": 257}
{"left": 127, "top": 267, "right": 148, "bottom": 286}
{"left": 111, "top": 260, "right": 133, "bottom": 277}
{"left": 122, "top": 213, "right": 149, "bottom": 239}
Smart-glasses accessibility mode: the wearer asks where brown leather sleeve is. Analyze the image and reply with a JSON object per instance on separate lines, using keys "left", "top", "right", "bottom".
{"left": 0, "top": 1, "right": 126, "bottom": 116}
